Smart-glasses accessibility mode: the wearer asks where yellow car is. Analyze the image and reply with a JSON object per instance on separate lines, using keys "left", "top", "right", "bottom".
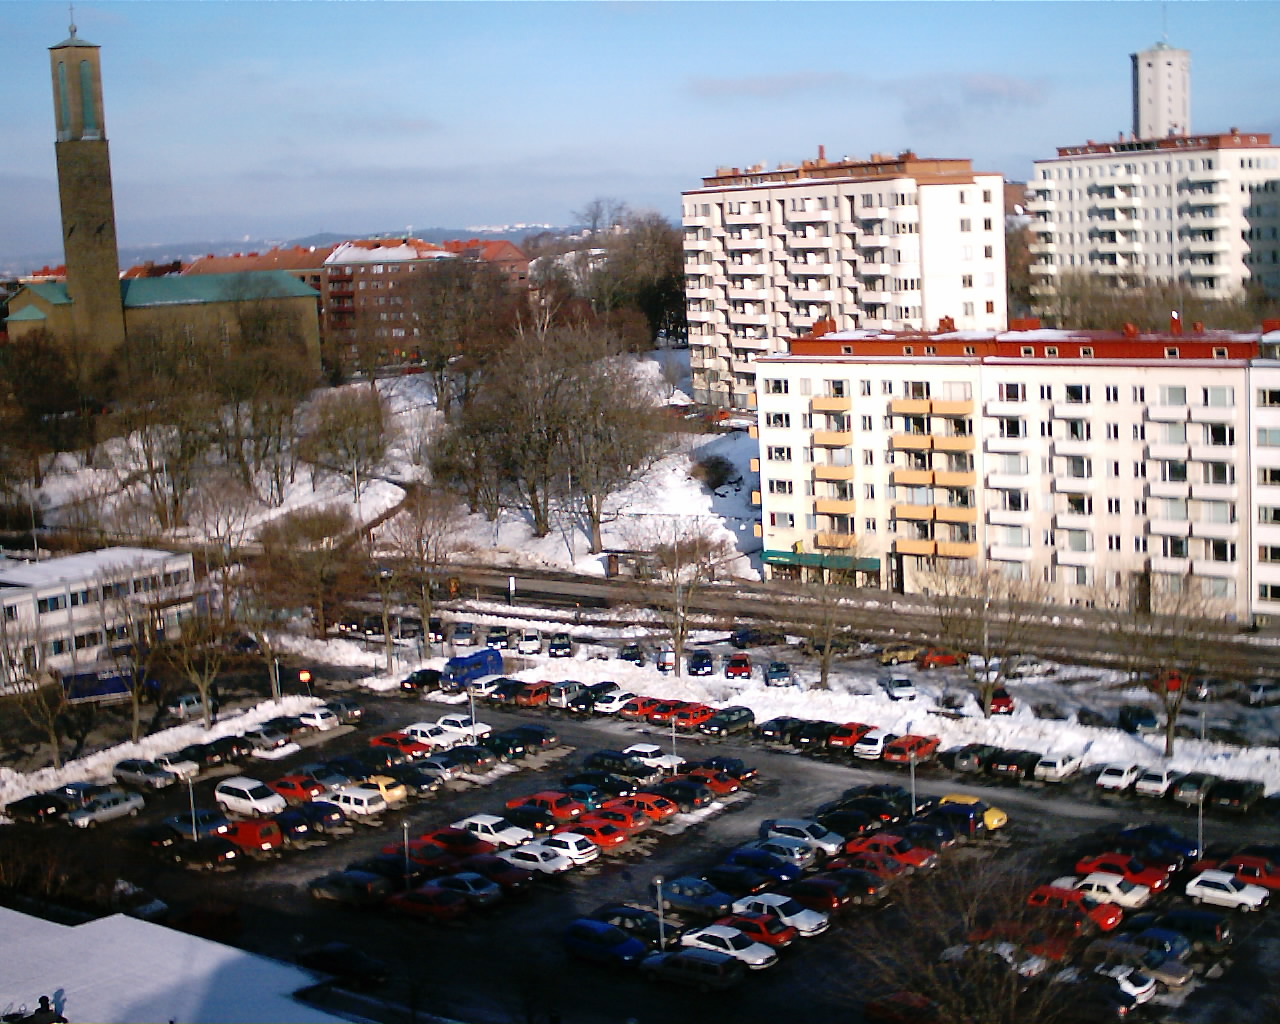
{"left": 879, "top": 643, "right": 926, "bottom": 666}
{"left": 938, "top": 793, "right": 1008, "bottom": 830}
{"left": 365, "top": 775, "right": 410, "bottom": 807}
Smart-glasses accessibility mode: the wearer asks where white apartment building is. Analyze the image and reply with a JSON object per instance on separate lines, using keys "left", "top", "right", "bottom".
{"left": 683, "top": 149, "right": 1007, "bottom": 408}
{"left": 1132, "top": 41, "right": 1191, "bottom": 140}
{"left": 752, "top": 325, "right": 1280, "bottom": 624}
{"left": 1028, "top": 132, "right": 1280, "bottom": 300}
{"left": 0, "top": 547, "right": 195, "bottom": 684}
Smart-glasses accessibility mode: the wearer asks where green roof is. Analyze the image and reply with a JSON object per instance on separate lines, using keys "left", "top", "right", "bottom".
{"left": 25, "top": 282, "right": 72, "bottom": 305}
{"left": 4, "top": 305, "right": 48, "bottom": 323}
{"left": 763, "top": 549, "right": 880, "bottom": 571}
{"left": 121, "top": 272, "right": 318, "bottom": 307}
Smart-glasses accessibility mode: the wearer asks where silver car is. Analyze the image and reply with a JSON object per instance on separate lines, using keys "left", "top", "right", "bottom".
{"left": 112, "top": 759, "right": 177, "bottom": 790}
{"left": 67, "top": 788, "right": 145, "bottom": 827}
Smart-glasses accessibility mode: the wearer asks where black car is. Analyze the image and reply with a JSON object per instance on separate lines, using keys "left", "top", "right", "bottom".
{"left": 262, "top": 715, "right": 310, "bottom": 738}
{"left": 400, "top": 668, "right": 441, "bottom": 695}
{"left": 815, "top": 808, "right": 878, "bottom": 839}
{"left": 6, "top": 792, "right": 67, "bottom": 824}
{"left": 347, "top": 855, "right": 436, "bottom": 891}
{"left": 297, "top": 942, "right": 390, "bottom": 991}
{"left": 480, "top": 731, "right": 529, "bottom": 762}
{"left": 950, "top": 743, "right": 1002, "bottom": 774}
{"left": 1207, "top": 778, "right": 1265, "bottom": 813}
{"left": 548, "top": 633, "right": 574, "bottom": 657}
{"left": 502, "top": 804, "right": 558, "bottom": 835}
{"left": 901, "top": 819, "right": 957, "bottom": 851}
{"left": 325, "top": 697, "right": 364, "bottom": 725}
{"left": 835, "top": 797, "right": 903, "bottom": 826}
{"left": 792, "top": 721, "right": 840, "bottom": 750}
{"left": 731, "top": 626, "right": 785, "bottom": 649}
{"left": 325, "top": 755, "right": 373, "bottom": 783}
{"left": 273, "top": 808, "right": 317, "bottom": 846}
{"left": 566, "top": 690, "right": 604, "bottom": 716}
{"left": 510, "top": 723, "right": 559, "bottom": 750}
{"left": 987, "top": 748, "right": 1042, "bottom": 782}
{"left": 653, "top": 779, "right": 714, "bottom": 813}
{"left": 688, "top": 756, "right": 758, "bottom": 784}
{"left": 446, "top": 745, "right": 499, "bottom": 772}
{"left": 583, "top": 749, "right": 659, "bottom": 784}
{"left": 562, "top": 771, "right": 638, "bottom": 798}
{"left": 176, "top": 742, "right": 225, "bottom": 770}
{"left": 618, "top": 643, "right": 647, "bottom": 666}
{"left": 132, "top": 823, "right": 182, "bottom": 850}
{"left": 843, "top": 784, "right": 917, "bottom": 816}
{"left": 817, "top": 867, "right": 890, "bottom": 906}
{"left": 382, "top": 764, "right": 442, "bottom": 797}
{"left": 170, "top": 837, "right": 240, "bottom": 871}
{"left": 688, "top": 650, "right": 715, "bottom": 676}
{"left": 589, "top": 903, "right": 677, "bottom": 949}
{"left": 756, "top": 716, "right": 807, "bottom": 744}
{"left": 485, "top": 678, "right": 527, "bottom": 705}
{"left": 307, "top": 870, "right": 393, "bottom": 908}
{"left": 701, "top": 865, "right": 773, "bottom": 898}
{"left": 207, "top": 735, "right": 253, "bottom": 762}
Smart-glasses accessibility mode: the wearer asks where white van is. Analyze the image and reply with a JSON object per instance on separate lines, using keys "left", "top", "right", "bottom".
{"left": 1034, "top": 752, "right": 1083, "bottom": 783}
{"left": 214, "top": 776, "right": 287, "bottom": 817}
{"left": 328, "top": 785, "right": 388, "bottom": 819}
{"left": 404, "top": 721, "right": 459, "bottom": 751}
{"left": 547, "top": 681, "right": 586, "bottom": 709}
{"left": 516, "top": 629, "right": 542, "bottom": 655}
{"left": 657, "top": 647, "right": 677, "bottom": 673}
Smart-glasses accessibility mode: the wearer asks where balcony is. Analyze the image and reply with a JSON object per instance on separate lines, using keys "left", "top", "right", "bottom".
{"left": 936, "top": 541, "right": 979, "bottom": 559}
{"left": 985, "top": 436, "right": 1029, "bottom": 454}
{"left": 1183, "top": 237, "right": 1230, "bottom": 255}
{"left": 1192, "top": 558, "right": 1237, "bottom": 578}
{"left": 1052, "top": 438, "right": 1094, "bottom": 458}
{"left": 813, "top": 464, "right": 855, "bottom": 481}
{"left": 727, "top": 311, "right": 769, "bottom": 326}
{"left": 1146, "top": 480, "right": 1190, "bottom": 499}
{"left": 987, "top": 507, "right": 1033, "bottom": 527}
{"left": 934, "top": 470, "right": 976, "bottom": 488}
{"left": 894, "top": 503, "right": 935, "bottom": 522}
{"left": 935, "top": 505, "right": 977, "bottom": 524}
{"left": 933, "top": 435, "right": 975, "bottom": 452}
{"left": 814, "top": 498, "right": 856, "bottom": 516}
{"left": 750, "top": 490, "right": 761, "bottom": 507}
{"left": 1028, "top": 241, "right": 1057, "bottom": 255}
{"left": 790, "top": 288, "right": 835, "bottom": 302}
{"left": 1148, "top": 518, "right": 1190, "bottom": 537}
{"left": 1146, "top": 404, "right": 1190, "bottom": 422}
{"left": 988, "top": 544, "right": 1032, "bottom": 561}
{"left": 787, "top": 209, "right": 833, "bottom": 224}
{"left": 1054, "top": 512, "right": 1092, "bottom": 530}
{"left": 1190, "top": 481, "right": 1238, "bottom": 501}
{"left": 984, "top": 399, "right": 1028, "bottom": 418}
{"left": 858, "top": 206, "right": 890, "bottom": 221}
{"left": 895, "top": 538, "right": 937, "bottom": 557}
{"left": 724, "top": 210, "right": 767, "bottom": 226}
{"left": 815, "top": 531, "right": 859, "bottom": 550}
{"left": 811, "top": 395, "right": 852, "bottom": 413}
{"left": 726, "top": 287, "right": 767, "bottom": 301}
{"left": 1056, "top": 548, "right": 1096, "bottom": 567}
{"left": 684, "top": 238, "right": 713, "bottom": 252}
{"left": 890, "top": 433, "right": 932, "bottom": 452}
{"left": 813, "top": 430, "right": 853, "bottom": 447}
{"left": 859, "top": 236, "right": 891, "bottom": 249}
{"left": 730, "top": 359, "right": 759, "bottom": 376}
{"left": 1146, "top": 442, "right": 1190, "bottom": 461}
{"left": 891, "top": 468, "right": 934, "bottom": 486}
{"left": 1190, "top": 444, "right": 1237, "bottom": 465}
{"left": 1050, "top": 402, "right": 1092, "bottom": 419}
{"left": 686, "top": 309, "right": 714, "bottom": 322}
{"left": 1053, "top": 476, "right": 1096, "bottom": 493}
{"left": 985, "top": 472, "right": 1028, "bottom": 490}
{"left": 1190, "top": 405, "right": 1236, "bottom": 424}
{"left": 749, "top": 457, "right": 760, "bottom": 473}
{"left": 1151, "top": 556, "right": 1191, "bottom": 574}
{"left": 1191, "top": 520, "right": 1239, "bottom": 540}
{"left": 725, "top": 237, "right": 766, "bottom": 251}
{"left": 1025, "top": 196, "right": 1055, "bottom": 213}
{"left": 889, "top": 398, "right": 931, "bottom": 415}
{"left": 932, "top": 400, "right": 974, "bottom": 416}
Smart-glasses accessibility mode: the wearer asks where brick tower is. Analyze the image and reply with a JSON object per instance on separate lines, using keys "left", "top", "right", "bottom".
{"left": 49, "top": 20, "right": 126, "bottom": 352}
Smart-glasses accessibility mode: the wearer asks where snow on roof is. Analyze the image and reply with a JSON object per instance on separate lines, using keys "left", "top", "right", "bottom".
{"left": 324, "top": 240, "right": 455, "bottom": 265}
{"left": 0, "top": 547, "right": 182, "bottom": 590}
{"left": 0, "top": 907, "right": 346, "bottom": 1024}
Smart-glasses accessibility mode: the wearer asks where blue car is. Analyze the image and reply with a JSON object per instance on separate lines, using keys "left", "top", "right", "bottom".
{"left": 655, "top": 876, "right": 734, "bottom": 918}
{"left": 561, "top": 919, "right": 648, "bottom": 966}
{"left": 565, "top": 784, "right": 605, "bottom": 812}
{"left": 721, "top": 847, "right": 803, "bottom": 882}
{"left": 295, "top": 800, "right": 347, "bottom": 834}
{"left": 1116, "top": 823, "right": 1200, "bottom": 861}
{"left": 688, "top": 650, "right": 715, "bottom": 676}
{"left": 164, "top": 808, "right": 231, "bottom": 840}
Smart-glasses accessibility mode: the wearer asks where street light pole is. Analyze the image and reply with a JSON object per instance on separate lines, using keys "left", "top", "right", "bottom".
{"left": 909, "top": 751, "right": 918, "bottom": 815}
{"left": 187, "top": 775, "right": 197, "bottom": 840}
{"left": 403, "top": 819, "right": 411, "bottom": 882}
{"left": 671, "top": 714, "right": 678, "bottom": 761}
{"left": 654, "top": 875, "right": 666, "bottom": 950}
{"left": 1197, "top": 711, "right": 1206, "bottom": 856}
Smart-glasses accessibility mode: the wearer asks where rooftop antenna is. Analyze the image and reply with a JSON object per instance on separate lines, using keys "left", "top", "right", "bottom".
{"left": 68, "top": 2, "right": 76, "bottom": 37}
{"left": 1161, "top": 0, "right": 1168, "bottom": 43}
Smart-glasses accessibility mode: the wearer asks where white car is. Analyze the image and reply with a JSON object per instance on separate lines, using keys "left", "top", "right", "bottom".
{"left": 516, "top": 629, "right": 542, "bottom": 655}
{"left": 404, "top": 721, "right": 460, "bottom": 751}
{"left": 622, "top": 743, "right": 686, "bottom": 774}
{"left": 436, "top": 712, "right": 492, "bottom": 741}
{"left": 852, "top": 729, "right": 889, "bottom": 759}
{"left": 498, "top": 841, "right": 574, "bottom": 875}
{"left": 759, "top": 819, "right": 843, "bottom": 858}
{"left": 152, "top": 752, "right": 200, "bottom": 781}
{"left": 1055, "top": 872, "right": 1151, "bottom": 909}
{"left": 452, "top": 622, "right": 477, "bottom": 646}
{"left": 1134, "top": 767, "right": 1181, "bottom": 798}
{"left": 1185, "top": 869, "right": 1270, "bottom": 911}
{"left": 680, "top": 924, "right": 779, "bottom": 970}
{"left": 1034, "top": 752, "right": 1083, "bottom": 783}
{"left": 67, "top": 788, "right": 145, "bottom": 828}
{"left": 742, "top": 836, "right": 818, "bottom": 870}
{"left": 1094, "top": 963, "right": 1157, "bottom": 1004}
{"left": 731, "top": 892, "right": 829, "bottom": 936}
{"left": 213, "top": 776, "right": 287, "bottom": 817}
{"left": 592, "top": 690, "right": 635, "bottom": 714}
{"left": 1095, "top": 764, "right": 1141, "bottom": 792}
{"left": 883, "top": 676, "right": 918, "bottom": 701}
{"left": 298, "top": 707, "right": 340, "bottom": 731}
{"left": 541, "top": 832, "right": 599, "bottom": 865}
{"left": 452, "top": 813, "right": 534, "bottom": 849}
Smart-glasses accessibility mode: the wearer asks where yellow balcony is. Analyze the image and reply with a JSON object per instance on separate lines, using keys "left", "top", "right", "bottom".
{"left": 896, "top": 538, "right": 937, "bottom": 556}
{"left": 749, "top": 458, "right": 760, "bottom": 473}
{"left": 748, "top": 425, "right": 758, "bottom": 439}
{"left": 811, "top": 396, "right": 852, "bottom": 413}
{"left": 750, "top": 490, "right": 761, "bottom": 507}
{"left": 931, "top": 400, "right": 973, "bottom": 416}
{"left": 936, "top": 541, "right": 979, "bottom": 558}
{"left": 891, "top": 433, "right": 932, "bottom": 451}
{"left": 813, "top": 430, "right": 853, "bottom": 447}
{"left": 893, "top": 504, "right": 935, "bottom": 521}
{"left": 814, "top": 464, "right": 855, "bottom": 481}
{"left": 935, "top": 506, "right": 977, "bottom": 524}
{"left": 934, "top": 470, "right": 976, "bottom": 488}
{"left": 753, "top": 522, "right": 762, "bottom": 538}
{"left": 814, "top": 498, "right": 856, "bottom": 515}
{"left": 932, "top": 435, "right": 974, "bottom": 452}
{"left": 815, "top": 531, "right": 860, "bottom": 550}
{"left": 747, "top": 393, "right": 757, "bottom": 408}
{"left": 891, "top": 468, "right": 933, "bottom": 486}
{"left": 889, "top": 398, "right": 931, "bottom": 415}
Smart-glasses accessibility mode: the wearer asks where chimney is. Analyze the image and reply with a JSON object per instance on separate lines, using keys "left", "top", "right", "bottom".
{"left": 937, "top": 316, "right": 956, "bottom": 333}
{"left": 1122, "top": 322, "right": 1138, "bottom": 339}
{"left": 818, "top": 144, "right": 826, "bottom": 163}
{"left": 1191, "top": 321, "right": 1204, "bottom": 334}
{"left": 1170, "top": 311, "right": 1183, "bottom": 336}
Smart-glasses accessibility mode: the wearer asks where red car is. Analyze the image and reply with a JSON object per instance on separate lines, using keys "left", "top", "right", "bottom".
{"left": 1211, "top": 855, "right": 1280, "bottom": 890}
{"left": 1026, "top": 885, "right": 1122, "bottom": 932}
{"left": 587, "top": 805, "right": 650, "bottom": 833}
{"left": 223, "top": 818, "right": 285, "bottom": 855}
{"left": 646, "top": 700, "right": 689, "bottom": 725}
{"left": 513, "top": 682, "right": 552, "bottom": 707}
{"left": 989, "top": 687, "right": 1015, "bottom": 714}
{"left": 603, "top": 794, "right": 678, "bottom": 822}
{"left": 268, "top": 774, "right": 326, "bottom": 804}
{"left": 844, "top": 834, "right": 938, "bottom": 870}
{"left": 826, "top": 722, "right": 875, "bottom": 749}
{"left": 505, "top": 791, "right": 584, "bottom": 822}
{"left": 882, "top": 735, "right": 941, "bottom": 765}
{"left": 1074, "top": 852, "right": 1172, "bottom": 893}
{"left": 672, "top": 703, "right": 716, "bottom": 731}
{"left": 725, "top": 653, "right": 752, "bottom": 679}
{"left": 917, "top": 647, "right": 961, "bottom": 669}
{"left": 968, "top": 921, "right": 1072, "bottom": 962}
{"left": 830, "top": 852, "right": 910, "bottom": 882}
{"left": 776, "top": 877, "right": 853, "bottom": 914}
{"left": 418, "top": 827, "right": 495, "bottom": 859}
{"left": 557, "top": 820, "right": 629, "bottom": 849}
{"left": 454, "top": 853, "right": 536, "bottom": 895}
{"left": 714, "top": 912, "right": 797, "bottom": 949}
{"left": 618, "top": 696, "right": 663, "bottom": 721}
{"left": 385, "top": 839, "right": 461, "bottom": 872}
{"left": 673, "top": 770, "right": 739, "bottom": 796}
{"left": 368, "top": 732, "right": 433, "bottom": 760}
{"left": 387, "top": 885, "right": 469, "bottom": 922}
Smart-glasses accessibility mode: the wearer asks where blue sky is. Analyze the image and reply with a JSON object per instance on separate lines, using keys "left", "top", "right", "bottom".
{"left": 2, "top": 1, "right": 1279, "bottom": 265}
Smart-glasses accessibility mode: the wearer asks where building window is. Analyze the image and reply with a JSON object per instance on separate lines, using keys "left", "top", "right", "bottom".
{"left": 764, "top": 379, "right": 789, "bottom": 395}
{"left": 1259, "top": 428, "right": 1280, "bottom": 447}
{"left": 1208, "top": 540, "right": 1236, "bottom": 563}
{"left": 864, "top": 518, "right": 877, "bottom": 532}
{"left": 1106, "top": 497, "right": 1121, "bottom": 514}
{"left": 1040, "top": 385, "right": 1052, "bottom": 400}
{"left": 1064, "top": 384, "right": 1090, "bottom": 404}
{"left": 1206, "top": 424, "right": 1235, "bottom": 447}
{"left": 1258, "top": 389, "right": 1280, "bottom": 407}
{"left": 769, "top": 512, "right": 795, "bottom": 528}
{"left": 765, "top": 413, "right": 790, "bottom": 429}
{"left": 985, "top": 301, "right": 995, "bottom": 314}
{"left": 1203, "top": 386, "right": 1233, "bottom": 407}
{"left": 999, "top": 382, "right": 1025, "bottom": 402}
{"left": 860, "top": 380, "right": 872, "bottom": 396}
{"left": 862, "top": 450, "right": 875, "bottom": 466}
{"left": 863, "top": 484, "right": 876, "bottom": 500}
{"left": 1259, "top": 467, "right": 1280, "bottom": 486}
{"left": 766, "top": 446, "right": 792, "bottom": 462}
{"left": 961, "top": 275, "right": 974, "bottom": 288}
{"left": 1259, "top": 583, "right": 1280, "bottom": 601}
{"left": 36, "top": 595, "right": 66, "bottom": 615}
{"left": 1105, "top": 424, "right": 1119, "bottom": 440}
{"left": 860, "top": 415, "right": 873, "bottom": 430}
{"left": 960, "top": 218, "right": 971, "bottom": 231}
{"left": 1107, "top": 535, "right": 1121, "bottom": 551}
{"left": 1105, "top": 386, "right": 1119, "bottom": 402}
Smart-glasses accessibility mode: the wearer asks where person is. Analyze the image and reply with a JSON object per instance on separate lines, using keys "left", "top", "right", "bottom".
{"left": 25, "top": 996, "right": 66, "bottom": 1024}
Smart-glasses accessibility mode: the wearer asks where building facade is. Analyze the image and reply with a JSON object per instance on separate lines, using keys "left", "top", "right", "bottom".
{"left": 682, "top": 148, "right": 1007, "bottom": 408}
{"left": 0, "top": 547, "right": 195, "bottom": 683}
{"left": 1132, "top": 41, "right": 1191, "bottom": 140}
{"left": 1028, "top": 132, "right": 1280, "bottom": 300}
{"left": 752, "top": 323, "right": 1280, "bottom": 624}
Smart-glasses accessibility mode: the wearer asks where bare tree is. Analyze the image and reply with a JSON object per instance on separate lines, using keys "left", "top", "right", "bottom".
{"left": 791, "top": 558, "right": 865, "bottom": 690}
{"left": 188, "top": 469, "right": 260, "bottom": 634}
{"left": 1036, "top": 269, "right": 1280, "bottom": 330}
{"left": 154, "top": 611, "right": 225, "bottom": 730}
{"left": 381, "top": 486, "right": 469, "bottom": 645}
{"left": 298, "top": 387, "right": 395, "bottom": 505}
{"left": 253, "top": 505, "right": 362, "bottom": 638}
{"left": 634, "top": 519, "right": 736, "bottom": 677}
{"left": 918, "top": 562, "right": 1051, "bottom": 717}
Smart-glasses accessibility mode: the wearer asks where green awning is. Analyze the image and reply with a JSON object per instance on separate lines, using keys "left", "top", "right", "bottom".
{"left": 763, "top": 549, "right": 880, "bottom": 571}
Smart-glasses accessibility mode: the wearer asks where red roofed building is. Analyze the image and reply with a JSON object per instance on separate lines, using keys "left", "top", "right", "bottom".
{"left": 441, "top": 238, "right": 529, "bottom": 288}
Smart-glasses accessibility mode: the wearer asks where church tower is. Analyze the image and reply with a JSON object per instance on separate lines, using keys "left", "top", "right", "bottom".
{"left": 49, "top": 20, "right": 126, "bottom": 352}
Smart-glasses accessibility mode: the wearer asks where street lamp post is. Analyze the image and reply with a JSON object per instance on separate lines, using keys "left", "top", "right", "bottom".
{"left": 1197, "top": 711, "right": 1206, "bottom": 856}
{"left": 909, "top": 751, "right": 918, "bottom": 815}
{"left": 403, "top": 819, "right": 411, "bottom": 881}
{"left": 186, "top": 775, "right": 197, "bottom": 840}
{"left": 670, "top": 714, "right": 678, "bottom": 761}
{"left": 468, "top": 685, "right": 478, "bottom": 744}
{"left": 653, "top": 875, "right": 666, "bottom": 950}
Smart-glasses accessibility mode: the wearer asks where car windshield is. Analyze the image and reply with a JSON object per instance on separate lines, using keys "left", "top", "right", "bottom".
{"left": 1139, "top": 951, "right": 1163, "bottom": 969}
{"left": 1116, "top": 879, "right": 1137, "bottom": 893}
{"left": 247, "top": 785, "right": 275, "bottom": 800}
{"left": 775, "top": 898, "right": 804, "bottom": 916}
{"left": 1124, "top": 858, "right": 1144, "bottom": 873}
{"left": 725, "top": 932, "right": 752, "bottom": 950}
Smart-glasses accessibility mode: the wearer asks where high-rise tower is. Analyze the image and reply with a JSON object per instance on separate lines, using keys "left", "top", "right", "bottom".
{"left": 49, "top": 21, "right": 126, "bottom": 352}
{"left": 1131, "top": 41, "right": 1190, "bottom": 139}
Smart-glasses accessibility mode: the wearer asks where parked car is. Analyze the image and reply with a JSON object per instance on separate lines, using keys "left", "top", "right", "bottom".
{"left": 297, "top": 943, "right": 390, "bottom": 992}
{"left": 1074, "top": 853, "right": 1170, "bottom": 893}
{"left": 510, "top": 723, "right": 559, "bottom": 749}
{"left": 724, "top": 653, "right": 752, "bottom": 679}
{"left": 434, "top": 871, "right": 503, "bottom": 908}
{"left": 1058, "top": 872, "right": 1152, "bottom": 909}
{"left": 67, "top": 788, "right": 145, "bottom": 828}
{"left": 591, "top": 689, "right": 636, "bottom": 715}
{"left": 720, "top": 847, "right": 803, "bottom": 883}
{"left": 547, "top": 633, "right": 574, "bottom": 657}
{"left": 1132, "top": 767, "right": 1182, "bottom": 798}
{"left": 1185, "top": 869, "right": 1270, "bottom": 911}
{"left": 562, "top": 919, "right": 649, "bottom": 966}
{"left": 1167, "top": 771, "right": 1219, "bottom": 807}
{"left": 1245, "top": 679, "right": 1280, "bottom": 706}
{"left": 1033, "top": 752, "right": 1083, "bottom": 783}
{"left": 731, "top": 891, "right": 830, "bottom": 937}
{"left": 498, "top": 841, "right": 574, "bottom": 875}
{"left": 687, "top": 649, "right": 714, "bottom": 676}
{"left": 452, "top": 621, "right": 476, "bottom": 646}
{"left": 479, "top": 730, "right": 529, "bottom": 761}
{"left": 298, "top": 706, "right": 341, "bottom": 731}
{"left": 953, "top": 743, "right": 1002, "bottom": 774}
{"left": 699, "top": 706, "right": 756, "bottom": 738}
{"left": 879, "top": 643, "right": 925, "bottom": 666}
{"left": 652, "top": 778, "right": 713, "bottom": 813}
{"left": 214, "top": 776, "right": 288, "bottom": 817}
{"left": 764, "top": 662, "right": 792, "bottom": 686}
{"left": 5, "top": 792, "right": 67, "bottom": 824}
{"left": 883, "top": 734, "right": 940, "bottom": 765}
{"left": 112, "top": 759, "right": 177, "bottom": 790}
{"left": 541, "top": 831, "right": 600, "bottom": 865}
{"left": 1118, "top": 704, "right": 1160, "bottom": 734}
{"left": 656, "top": 876, "right": 734, "bottom": 918}
{"left": 387, "top": 885, "right": 470, "bottom": 922}
{"left": 325, "top": 697, "right": 364, "bottom": 725}
{"left": 307, "top": 869, "right": 393, "bottom": 906}
{"left": 1095, "top": 764, "right": 1142, "bottom": 792}
{"left": 680, "top": 924, "right": 778, "bottom": 970}
{"left": 759, "top": 819, "right": 844, "bottom": 858}
{"left": 515, "top": 629, "right": 542, "bottom": 655}
{"left": 987, "top": 748, "right": 1042, "bottom": 782}
{"left": 1207, "top": 778, "right": 1266, "bottom": 813}
{"left": 882, "top": 675, "right": 918, "bottom": 701}
{"left": 852, "top": 729, "right": 891, "bottom": 760}
{"left": 756, "top": 716, "right": 807, "bottom": 744}
{"left": 485, "top": 626, "right": 510, "bottom": 649}
{"left": 637, "top": 947, "right": 745, "bottom": 990}
{"left": 1026, "top": 885, "right": 1123, "bottom": 931}
{"left": 223, "top": 818, "right": 285, "bottom": 856}
{"left": 844, "top": 834, "right": 938, "bottom": 871}
{"left": 713, "top": 913, "right": 797, "bottom": 949}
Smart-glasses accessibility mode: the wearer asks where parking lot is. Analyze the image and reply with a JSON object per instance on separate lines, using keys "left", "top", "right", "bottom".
{"left": 25, "top": 665, "right": 1279, "bottom": 1024}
